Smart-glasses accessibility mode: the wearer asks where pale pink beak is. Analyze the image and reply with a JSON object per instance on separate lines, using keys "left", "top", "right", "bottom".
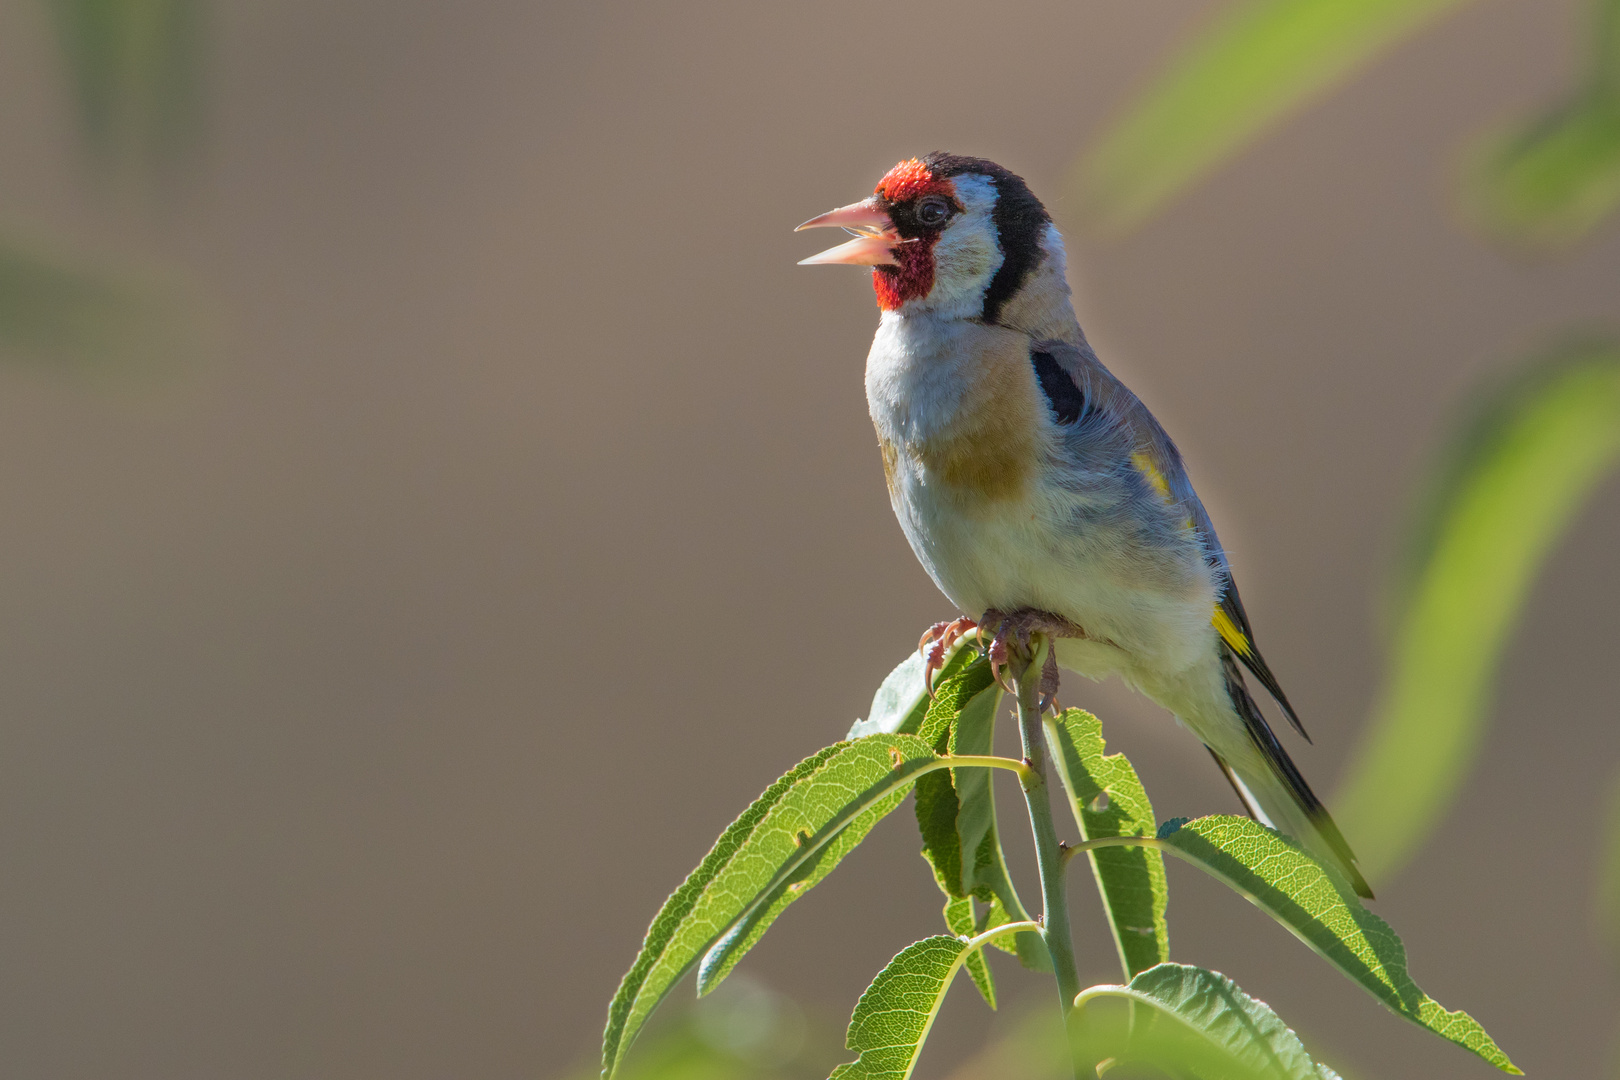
{"left": 795, "top": 198, "right": 900, "bottom": 266}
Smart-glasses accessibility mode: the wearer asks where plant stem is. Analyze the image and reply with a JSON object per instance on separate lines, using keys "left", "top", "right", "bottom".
{"left": 940, "top": 753, "right": 1036, "bottom": 786}
{"left": 1010, "top": 635, "right": 1083, "bottom": 1069}
{"left": 1060, "top": 833, "right": 1167, "bottom": 865}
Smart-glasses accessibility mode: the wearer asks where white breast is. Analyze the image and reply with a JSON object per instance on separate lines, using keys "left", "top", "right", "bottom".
{"left": 866, "top": 312, "right": 1216, "bottom": 681}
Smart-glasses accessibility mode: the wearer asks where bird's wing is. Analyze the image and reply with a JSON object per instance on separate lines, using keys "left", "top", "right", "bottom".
{"left": 1037, "top": 338, "right": 1309, "bottom": 741}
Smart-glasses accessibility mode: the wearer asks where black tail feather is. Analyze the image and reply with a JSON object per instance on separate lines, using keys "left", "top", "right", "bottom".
{"left": 1218, "top": 646, "right": 1373, "bottom": 900}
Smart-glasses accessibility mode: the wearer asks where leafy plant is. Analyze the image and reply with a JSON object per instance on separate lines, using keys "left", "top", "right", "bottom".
{"left": 602, "top": 636, "right": 1518, "bottom": 1079}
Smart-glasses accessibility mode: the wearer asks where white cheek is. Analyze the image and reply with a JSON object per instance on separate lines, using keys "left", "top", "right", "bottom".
{"left": 927, "top": 220, "right": 1000, "bottom": 313}
{"left": 906, "top": 173, "right": 1003, "bottom": 318}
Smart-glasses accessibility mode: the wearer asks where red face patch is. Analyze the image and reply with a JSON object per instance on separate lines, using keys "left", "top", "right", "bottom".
{"left": 871, "top": 159, "right": 954, "bottom": 310}
{"left": 872, "top": 249, "right": 933, "bottom": 310}
{"left": 875, "top": 158, "right": 955, "bottom": 203}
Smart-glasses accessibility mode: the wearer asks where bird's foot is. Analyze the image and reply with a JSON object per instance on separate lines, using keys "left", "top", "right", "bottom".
{"left": 979, "top": 608, "right": 1082, "bottom": 710}
{"left": 919, "top": 617, "right": 979, "bottom": 696}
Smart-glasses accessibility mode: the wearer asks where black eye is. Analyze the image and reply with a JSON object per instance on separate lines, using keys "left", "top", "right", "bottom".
{"left": 915, "top": 196, "right": 952, "bottom": 228}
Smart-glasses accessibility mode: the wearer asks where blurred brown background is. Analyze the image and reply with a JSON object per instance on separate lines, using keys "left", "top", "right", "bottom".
{"left": 0, "top": 0, "right": 1615, "bottom": 1076}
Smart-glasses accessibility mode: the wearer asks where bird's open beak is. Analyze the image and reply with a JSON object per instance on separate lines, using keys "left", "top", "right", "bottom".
{"left": 795, "top": 199, "right": 900, "bottom": 266}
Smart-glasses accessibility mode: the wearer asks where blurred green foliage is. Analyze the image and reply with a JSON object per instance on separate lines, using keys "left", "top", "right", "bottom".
{"left": 0, "top": 1, "right": 210, "bottom": 377}
{"left": 1597, "top": 772, "right": 1620, "bottom": 951}
{"left": 44, "top": 0, "right": 206, "bottom": 178}
{"left": 1462, "top": 0, "right": 1620, "bottom": 249}
{"left": 567, "top": 975, "right": 833, "bottom": 1080}
{"left": 1335, "top": 339, "right": 1620, "bottom": 881}
{"left": 1071, "top": 0, "right": 1478, "bottom": 234}
{"left": 1075, "top": 0, "right": 1620, "bottom": 249}
{"left": 1464, "top": 99, "right": 1620, "bottom": 250}
{"left": 0, "top": 237, "right": 190, "bottom": 375}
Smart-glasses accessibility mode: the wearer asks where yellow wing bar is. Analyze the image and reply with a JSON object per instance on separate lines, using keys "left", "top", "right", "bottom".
{"left": 1212, "top": 605, "right": 1252, "bottom": 657}
{"left": 1131, "top": 450, "right": 1172, "bottom": 498}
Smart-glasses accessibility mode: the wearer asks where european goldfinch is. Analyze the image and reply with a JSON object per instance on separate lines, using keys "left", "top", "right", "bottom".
{"left": 798, "top": 153, "right": 1372, "bottom": 899}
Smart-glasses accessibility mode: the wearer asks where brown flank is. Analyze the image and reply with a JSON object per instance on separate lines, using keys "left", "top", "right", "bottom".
{"left": 909, "top": 332, "right": 1039, "bottom": 508}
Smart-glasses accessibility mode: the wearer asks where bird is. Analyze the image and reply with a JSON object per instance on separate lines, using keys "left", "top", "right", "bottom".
{"left": 796, "top": 153, "right": 1372, "bottom": 899}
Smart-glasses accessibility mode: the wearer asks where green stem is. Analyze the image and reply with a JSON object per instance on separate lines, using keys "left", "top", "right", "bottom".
{"left": 940, "top": 753, "right": 1037, "bottom": 786}
{"left": 1060, "top": 834, "right": 1167, "bottom": 866}
{"left": 961, "top": 919, "right": 1041, "bottom": 952}
{"left": 1010, "top": 635, "right": 1083, "bottom": 1072}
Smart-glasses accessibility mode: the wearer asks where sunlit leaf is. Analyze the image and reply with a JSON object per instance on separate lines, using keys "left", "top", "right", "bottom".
{"left": 694, "top": 735, "right": 945, "bottom": 993}
{"left": 1076, "top": 963, "right": 1340, "bottom": 1079}
{"left": 603, "top": 735, "right": 939, "bottom": 1078}
{"left": 0, "top": 238, "right": 187, "bottom": 374}
{"left": 1046, "top": 708, "right": 1169, "bottom": 980}
{"left": 1140, "top": 816, "right": 1518, "bottom": 1071}
{"left": 848, "top": 635, "right": 974, "bottom": 740}
{"left": 46, "top": 0, "right": 206, "bottom": 174}
{"left": 699, "top": 778, "right": 908, "bottom": 993}
{"left": 829, "top": 935, "right": 989, "bottom": 1080}
{"left": 942, "top": 897, "right": 996, "bottom": 1009}
{"left": 1336, "top": 340, "right": 1620, "bottom": 882}
{"left": 1071, "top": 0, "right": 1477, "bottom": 234}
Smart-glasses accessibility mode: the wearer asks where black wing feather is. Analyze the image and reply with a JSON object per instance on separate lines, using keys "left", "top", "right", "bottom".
{"left": 1220, "top": 646, "right": 1373, "bottom": 899}
{"left": 1218, "top": 578, "right": 1310, "bottom": 742}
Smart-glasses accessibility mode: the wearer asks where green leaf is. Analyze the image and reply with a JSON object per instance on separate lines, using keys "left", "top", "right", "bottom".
{"left": 828, "top": 935, "right": 987, "bottom": 1080}
{"left": 1463, "top": 98, "right": 1620, "bottom": 249}
{"left": 948, "top": 669, "right": 1002, "bottom": 897}
{"left": 910, "top": 654, "right": 1046, "bottom": 970}
{"left": 1149, "top": 816, "right": 1519, "bottom": 1072}
{"left": 1071, "top": 0, "right": 1477, "bottom": 234}
{"left": 1077, "top": 963, "right": 1339, "bottom": 1079}
{"left": 942, "top": 897, "right": 996, "bottom": 1008}
{"left": 1336, "top": 340, "right": 1620, "bottom": 881}
{"left": 911, "top": 654, "right": 1001, "bottom": 898}
{"left": 602, "top": 735, "right": 939, "bottom": 1078}
{"left": 1046, "top": 709, "right": 1169, "bottom": 979}
{"left": 847, "top": 636, "right": 975, "bottom": 739}
{"left": 603, "top": 744, "right": 840, "bottom": 1078}
{"left": 913, "top": 678, "right": 965, "bottom": 900}
{"left": 698, "top": 781, "right": 907, "bottom": 992}
{"left": 694, "top": 735, "right": 944, "bottom": 993}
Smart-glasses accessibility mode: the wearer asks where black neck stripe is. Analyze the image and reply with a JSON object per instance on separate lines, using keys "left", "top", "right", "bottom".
{"left": 923, "top": 153, "right": 1050, "bottom": 325}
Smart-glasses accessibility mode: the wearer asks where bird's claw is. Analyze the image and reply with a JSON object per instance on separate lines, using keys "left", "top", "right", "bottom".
{"left": 986, "top": 629, "right": 1016, "bottom": 694}
{"left": 919, "top": 617, "right": 978, "bottom": 697}
{"left": 980, "top": 608, "right": 1084, "bottom": 710}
